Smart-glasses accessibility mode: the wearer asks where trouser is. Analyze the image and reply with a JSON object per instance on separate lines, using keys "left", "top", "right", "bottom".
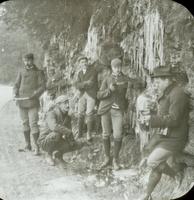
{"left": 78, "top": 92, "right": 95, "bottom": 118}
{"left": 145, "top": 147, "right": 178, "bottom": 197}
{"left": 19, "top": 106, "right": 39, "bottom": 135}
{"left": 78, "top": 92, "right": 96, "bottom": 138}
{"left": 147, "top": 147, "right": 173, "bottom": 169}
{"left": 101, "top": 108, "right": 123, "bottom": 140}
{"left": 38, "top": 131, "right": 75, "bottom": 156}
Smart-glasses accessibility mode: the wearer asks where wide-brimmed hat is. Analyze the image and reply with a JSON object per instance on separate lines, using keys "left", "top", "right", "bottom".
{"left": 151, "top": 66, "right": 174, "bottom": 78}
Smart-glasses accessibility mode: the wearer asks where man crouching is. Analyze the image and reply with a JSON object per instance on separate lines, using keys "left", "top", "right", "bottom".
{"left": 38, "top": 95, "right": 83, "bottom": 168}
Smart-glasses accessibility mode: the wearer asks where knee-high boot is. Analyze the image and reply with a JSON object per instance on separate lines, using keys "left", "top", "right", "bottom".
{"left": 32, "top": 132, "right": 40, "bottom": 155}
{"left": 113, "top": 139, "right": 122, "bottom": 170}
{"left": 77, "top": 115, "right": 84, "bottom": 138}
{"left": 100, "top": 137, "right": 111, "bottom": 168}
{"left": 86, "top": 116, "right": 94, "bottom": 141}
{"left": 23, "top": 131, "right": 31, "bottom": 150}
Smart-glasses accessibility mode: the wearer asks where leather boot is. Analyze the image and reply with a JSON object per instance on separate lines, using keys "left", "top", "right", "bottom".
{"left": 53, "top": 150, "right": 67, "bottom": 169}
{"left": 32, "top": 132, "right": 40, "bottom": 156}
{"left": 100, "top": 138, "right": 111, "bottom": 169}
{"left": 86, "top": 118, "right": 93, "bottom": 142}
{"left": 77, "top": 115, "right": 84, "bottom": 138}
{"left": 113, "top": 140, "right": 122, "bottom": 170}
{"left": 45, "top": 152, "right": 55, "bottom": 166}
{"left": 23, "top": 131, "right": 31, "bottom": 151}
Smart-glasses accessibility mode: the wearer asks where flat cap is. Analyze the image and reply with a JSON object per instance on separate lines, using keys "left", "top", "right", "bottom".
{"left": 111, "top": 58, "right": 122, "bottom": 67}
{"left": 24, "top": 53, "right": 34, "bottom": 60}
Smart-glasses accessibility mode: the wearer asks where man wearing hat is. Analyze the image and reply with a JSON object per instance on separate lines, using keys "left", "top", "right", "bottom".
{"left": 13, "top": 53, "right": 45, "bottom": 155}
{"left": 75, "top": 56, "right": 98, "bottom": 142}
{"left": 38, "top": 95, "right": 82, "bottom": 167}
{"left": 97, "top": 58, "right": 129, "bottom": 170}
{"left": 139, "top": 66, "right": 190, "bottom": 200}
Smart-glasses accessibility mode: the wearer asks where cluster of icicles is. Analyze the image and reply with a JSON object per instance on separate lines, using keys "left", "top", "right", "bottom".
{"left": 84, "top": 22, "right": 99, "bottom": 62}
{"left": 144, "top": 9, "right": 164, "bottom": 73}
{"left": 121, "top": 8, "right": 165, "bottom": 75}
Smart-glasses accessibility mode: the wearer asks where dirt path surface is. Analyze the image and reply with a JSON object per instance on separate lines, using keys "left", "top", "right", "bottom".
{"left": 0, "top": 100, "right": 101, "bottom": 200}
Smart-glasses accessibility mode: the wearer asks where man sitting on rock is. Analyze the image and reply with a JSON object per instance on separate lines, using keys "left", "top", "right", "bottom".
{"left": 38, "top": 95, "right": 83, "bottom": 167}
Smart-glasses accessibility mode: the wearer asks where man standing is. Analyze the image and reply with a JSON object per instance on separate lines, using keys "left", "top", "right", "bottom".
{"left": 13, "top": 53, "right": 45, "bottom": 155}
{"left": 75, "top": 56, "right": 98, "bottom": 142}
{"left": 38, "top": 95, "right": 84, "bottom": 167}
{"left": 140, "top": 66, "right": 190, "bottom": 200}
{"left": 97, "top": 58, "right": 128, "bottom": 170}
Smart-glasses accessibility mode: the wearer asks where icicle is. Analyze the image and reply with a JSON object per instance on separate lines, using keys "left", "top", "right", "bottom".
{"left": 84, "top": 26, "right": 99, "bottom": 62}
{"left": 144, "top": 9, "right": 164, "bottom": 73}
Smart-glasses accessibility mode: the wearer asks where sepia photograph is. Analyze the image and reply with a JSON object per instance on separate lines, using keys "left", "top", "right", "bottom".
{"left": 0, "top": 0, "right": 194, "bottom": 199}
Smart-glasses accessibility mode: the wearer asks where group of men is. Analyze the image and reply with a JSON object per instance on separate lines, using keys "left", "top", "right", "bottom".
{"left": 13, "top": 53, "right": 191, "bottom": 199}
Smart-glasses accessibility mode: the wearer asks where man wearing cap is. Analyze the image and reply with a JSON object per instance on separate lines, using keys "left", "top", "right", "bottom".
{"left": 38, "top": 95, "right": 81, "bottom": 167}
{"left": 97, "top": 58, "right": 129, "bottom": 170}
{"left": 75, "top": 56, "right": 98, "bottom": 142}
{"left": 13, "top": 53, "right": 45, "bottom": 155}
{"left": 139, "top": 66, "right": 190, "bottom": 200}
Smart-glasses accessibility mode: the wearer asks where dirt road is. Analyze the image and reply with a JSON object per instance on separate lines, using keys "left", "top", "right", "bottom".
{"left": 0, "top": 99, "right": 100, "bottom": 200}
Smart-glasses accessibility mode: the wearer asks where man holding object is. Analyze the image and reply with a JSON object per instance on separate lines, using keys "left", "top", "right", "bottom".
{"left": 13, "top": 53, "right": 45, "bottom": 155}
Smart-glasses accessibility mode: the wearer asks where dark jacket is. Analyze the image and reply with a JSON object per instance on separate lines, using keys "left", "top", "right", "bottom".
{"left": 75, "top": 66, "right": 98, "bottom": 99}
{"left": 150, "top": 83, "right": 190, "bottom": 152}
{"left": 40, "top": 106, "right": 71, "bottom": 136}
{"left": 13, "top": 65, "right": 45, "bottom": 108}
{"left": 38, "top": 106, "right": 74, "bottom": 147}
{"left": 97, "top": 73, "right": 129, "bottom": 115}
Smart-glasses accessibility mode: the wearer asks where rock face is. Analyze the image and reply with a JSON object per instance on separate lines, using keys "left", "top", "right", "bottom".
{"left": 42, "top": 0, "right": 194, "bottom": 151}
{"left": 45, "top": 0, "right": 194, "bottom": 82}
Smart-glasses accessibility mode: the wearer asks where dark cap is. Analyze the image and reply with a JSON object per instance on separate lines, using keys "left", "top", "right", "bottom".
{"left": 24, "top": 53, "right": 34, "bottom": 60}
{"left": 151, "top": 66, "right": 174, "bottom": 78}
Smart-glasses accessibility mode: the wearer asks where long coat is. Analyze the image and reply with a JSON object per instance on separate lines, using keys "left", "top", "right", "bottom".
{"left": 13, "top": 66, "right": 45, "bottom": 108}
{"left": 150, "top": 83, "right": 190, "bottom": 152}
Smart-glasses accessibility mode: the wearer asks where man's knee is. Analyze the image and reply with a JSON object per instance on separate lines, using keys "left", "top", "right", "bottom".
{"left": 30, "top": 125, "right": 39, "bottom": 135}
{"left": 21, "top": 115, "right": 30, "bottom": 131}
{"left": 39, "top": 132, "right": 61, "bottom": 152}
{"left": 102, "top": 132, "right": 111, "bottom": 139}
{"left": 113, "top": 128, "right": 122, "bottom": 140}
{"left": 147, "top": 156, "right": 160, "bottom": 169}
{"left": 22, "top": 122, "right": 30, "bottom": 132}
{"left": 29, "top": 109, "right": 39, "bottom": 134}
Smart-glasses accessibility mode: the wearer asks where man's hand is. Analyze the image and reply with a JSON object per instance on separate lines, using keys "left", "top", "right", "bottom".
{"left": 143, "top": 114, "right": 151, "bottom": 126}
{"left": 13, "top": 90, "right": 18, "bottom": 98}
{"left": 29, "top": 94, "right": 35, "bottom": 99}
{"left": 62, "top": 129, "right": 72, "bottom": 140}
{"left": 29, "top": 91, "right": 38, "bottom": 99}
{"left": 109, "top": 83, "right": 116, "bottom": 91}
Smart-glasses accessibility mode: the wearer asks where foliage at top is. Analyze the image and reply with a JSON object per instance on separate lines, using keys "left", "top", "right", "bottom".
{"left": 1, "top": 0, "right": 96, "bottom": 48}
